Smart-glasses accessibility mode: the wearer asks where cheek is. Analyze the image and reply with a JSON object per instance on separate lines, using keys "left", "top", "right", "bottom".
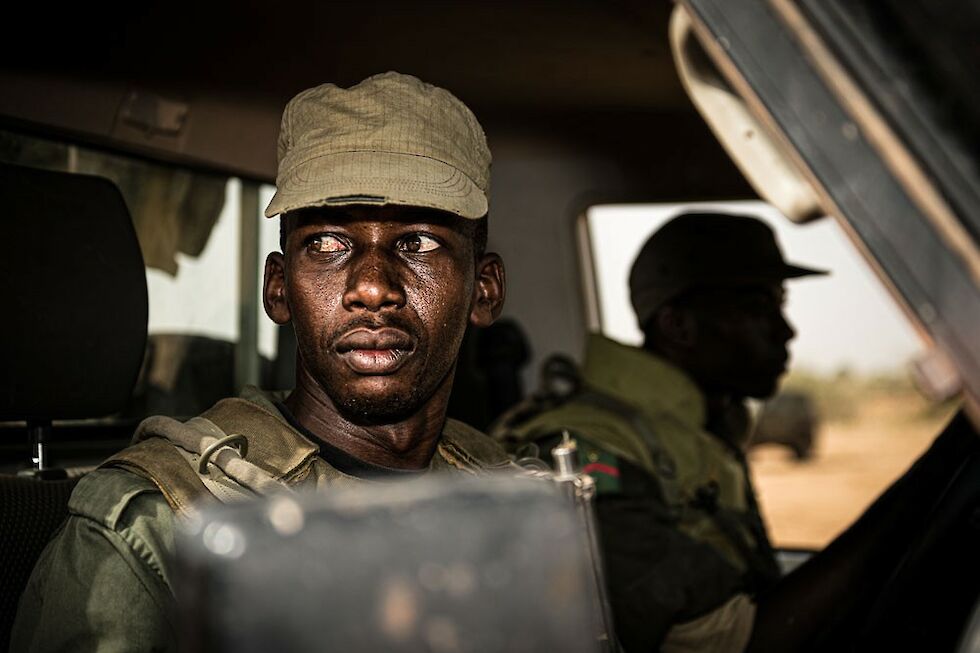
{"left": 286, "top": 271, "right": 344, "bottom": 339}
{"left": 422, "top": 256, "right": 472, "bottom": 301}
{"left": 709, "top": 318, "right": 765, "bottom": 357}
{"left": 413, "top": 291, "right": 470, "bottom": 333}
{"left": 728, "top": 321, "right": 785, "bottom": 363}
{"left": 410, "top": 269, "right": 473, "bottom": 340}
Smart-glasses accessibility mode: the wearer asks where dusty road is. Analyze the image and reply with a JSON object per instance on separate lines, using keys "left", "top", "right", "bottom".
{"left": 749, "top": 393, "right": 957, "bottom": 549}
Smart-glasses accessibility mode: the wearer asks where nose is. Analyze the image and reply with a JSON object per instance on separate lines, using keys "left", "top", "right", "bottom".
{"left": 342, "top": 248, "right": 406, "bottom": 312}
{"left": 777, "top": 310, "right": 796, "bottom": 343}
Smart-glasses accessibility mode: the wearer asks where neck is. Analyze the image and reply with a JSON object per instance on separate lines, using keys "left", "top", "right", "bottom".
{"left": 703, "top": 390, "right": 733, "bottom": 423}
{"left": 283, "top": 365, "right": 453, "bottom": 470}
{"left": 703, "top": 389, "right": 750, "bottom": 450}
{"left": 643, "top": 341, "right": 748, "bottom": 448}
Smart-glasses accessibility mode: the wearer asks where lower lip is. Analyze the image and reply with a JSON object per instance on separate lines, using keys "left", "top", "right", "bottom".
{"left": 339, "top": 349, "right": 410, "bottom": 375}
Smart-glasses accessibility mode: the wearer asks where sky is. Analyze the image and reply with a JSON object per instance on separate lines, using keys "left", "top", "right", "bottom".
{"left": 587, "top": 201, "right": 925, "bottom": 376}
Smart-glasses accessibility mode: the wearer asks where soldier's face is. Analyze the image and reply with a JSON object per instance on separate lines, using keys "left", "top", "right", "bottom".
{"left": 686, "top": 283, "right": 795, "bottom": 399}
{"left": 264, "top": 205, "right": 504, "bottom": 423}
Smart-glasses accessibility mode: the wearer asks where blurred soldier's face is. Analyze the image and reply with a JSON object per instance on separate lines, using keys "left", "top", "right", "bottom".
{"left": 683, "top": 282, "right": 795, "bottom": 399}
{"left": 264, "top": 205, "right": 504, "bottom": 424}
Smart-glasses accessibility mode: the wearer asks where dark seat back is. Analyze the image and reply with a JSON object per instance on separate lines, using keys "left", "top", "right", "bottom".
{"left": 0, "top": 162, "right": 147, "bottom": 650}
{"left": 0, "top": 163, "right": 147, "bottom": 420}
{"left": 0, "top": 475, "right": 78, "bottom": 648}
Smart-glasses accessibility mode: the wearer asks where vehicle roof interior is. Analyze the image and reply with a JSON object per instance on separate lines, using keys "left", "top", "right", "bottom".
{"left": 11, "top": 1, "right": 688, "bottom": 110}
{"left": 2, "top": 0, "right": 747, "bottom": 178}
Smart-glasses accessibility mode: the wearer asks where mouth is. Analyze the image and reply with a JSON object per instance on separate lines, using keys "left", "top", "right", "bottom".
{"left": 776, "top": 351, "right": 790, "bottom": 374}
{"left": 334, "top": 327, "right": 416, "bottom": 375}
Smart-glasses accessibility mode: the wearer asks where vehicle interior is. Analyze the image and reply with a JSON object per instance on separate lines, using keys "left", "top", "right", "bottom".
{"left": 1, "top": 0, "right": 978, "bottom": 650}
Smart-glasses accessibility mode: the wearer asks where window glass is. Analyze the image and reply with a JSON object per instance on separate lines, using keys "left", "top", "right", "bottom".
{"left": 585, "top": 201, "right": 957, "bottom": 548}
{"left": 145, "top": 178, "right": 239, "bottom": 343}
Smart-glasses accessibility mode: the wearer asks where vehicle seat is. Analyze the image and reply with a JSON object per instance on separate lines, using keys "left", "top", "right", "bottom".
{"left": 0, "top": 162, "right": 147, "bottom": 650}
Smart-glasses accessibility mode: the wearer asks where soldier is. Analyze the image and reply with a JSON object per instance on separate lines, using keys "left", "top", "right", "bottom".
{"left": 499, "top": 212, "right": 980, "bottom": 651}
{"left": 13, "top": 72, "right": 512, "bottom": 652}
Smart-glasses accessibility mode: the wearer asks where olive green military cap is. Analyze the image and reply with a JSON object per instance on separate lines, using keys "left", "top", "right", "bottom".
{"left": 265, "top": 72, "right": 491, "bottom": 220}
{"left": 629, "top": 212, "right": 827, "bottom": 328}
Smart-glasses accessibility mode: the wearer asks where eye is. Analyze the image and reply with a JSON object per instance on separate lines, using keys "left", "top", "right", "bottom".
{"left": 308, "top": 234, "right": 348, "bottom": 254}
{"left": 398, "top": 234, "right": 441, "bottom": 254}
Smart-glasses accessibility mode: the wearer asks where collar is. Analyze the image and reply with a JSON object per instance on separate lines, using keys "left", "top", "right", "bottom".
{"left": 199, "top": 386, "right": 320, "bottom": 480}
{"left": 202, "top": 386, "right": 505, "bottom": 479}
{"left": 581, "top": 333, "right": 707, "bottom": 429}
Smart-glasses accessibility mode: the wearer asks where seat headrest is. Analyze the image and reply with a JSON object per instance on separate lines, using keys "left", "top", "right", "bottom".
{"left": 0, "top": 163, "right": 148, "bottom": 421}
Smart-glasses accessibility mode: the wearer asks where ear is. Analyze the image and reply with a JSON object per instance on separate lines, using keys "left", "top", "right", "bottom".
{"left": 655, "top": 305, "right": 698, "bottom": 349}
{"left": 469, "top": 253, "right": 506, "bottom": 328}
{"left": 263, "top": 252, "right": 291, "bottom": 325}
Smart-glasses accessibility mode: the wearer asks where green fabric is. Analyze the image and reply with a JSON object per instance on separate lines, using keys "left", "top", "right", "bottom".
{"left": 511, "top": 334, "right": 761, "bottom": 572}
{"left": 11, "top": 389, "right": 510, "bottom": 653}
{"left": 504, "top": 334, "right": 779, "bottom": 650}
{"left": 506, "top": 335, "right": 778, "bottom": 651}
{"left": 576, "top": 439, "right": 622, "bottom": 494}
{"left": 10, "top": 469, "right": 177, "bottom": 653}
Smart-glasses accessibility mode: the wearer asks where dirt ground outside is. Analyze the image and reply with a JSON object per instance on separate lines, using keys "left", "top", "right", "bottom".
{"left": 749, "top": 377, "right": 958, "bottom": 550}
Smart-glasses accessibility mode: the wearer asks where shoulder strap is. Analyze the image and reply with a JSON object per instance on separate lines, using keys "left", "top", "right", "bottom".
{"left": 102, "top": 404, "right": 304, "bottom": 519}
{"left": 67, "top": 466, "right": 167, "bottom": 530}
{"left": 102, "top": 437, "right": 220, "bottom": 520}
{"left": 579, "top": 389, "right": 780, "bottom": 585}
{"left": 199, "top": 398, "right": 319, "bottom": 481}
{"left": 573, "top": 388, "right": 684, "bottom": 514}
{"left": 439, "top": 418, "right": 518, "bottom": 473}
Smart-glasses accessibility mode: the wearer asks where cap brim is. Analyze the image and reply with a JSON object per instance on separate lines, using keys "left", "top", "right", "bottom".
{"left": 688, "top": 262, "right": 829, "bottom": 288}
{"left": 264, "top": 150, "right": 488, "bottom": 219}
{"left": 693, "top": 262, "right": 829, "bottom": 286}
{"left": 780, "top": 262, "right": 829, "bottom": 278}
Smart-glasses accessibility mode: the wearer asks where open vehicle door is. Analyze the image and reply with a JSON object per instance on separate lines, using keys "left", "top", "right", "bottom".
{"left": 670, "top": 1, "right": 980, "bottom": 649}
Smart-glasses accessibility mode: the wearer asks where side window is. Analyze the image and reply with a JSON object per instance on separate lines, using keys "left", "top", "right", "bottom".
{"left": 582, "top": 201, "right": 957, "bottom": 549}
{"left": 0, "top": 129, "right": 288, "bottom": 421}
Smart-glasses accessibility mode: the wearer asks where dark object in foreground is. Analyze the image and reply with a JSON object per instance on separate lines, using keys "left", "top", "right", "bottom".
{"left": 176, "top": 477, "right": 602, "bottom": 653}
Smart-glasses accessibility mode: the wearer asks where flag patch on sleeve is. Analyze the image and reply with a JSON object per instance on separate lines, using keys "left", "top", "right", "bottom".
{"left": 577, "top": 442, "right": 622, "bottom": 494}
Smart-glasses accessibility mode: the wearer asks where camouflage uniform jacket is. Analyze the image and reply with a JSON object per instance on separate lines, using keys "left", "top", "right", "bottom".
{"left": 503, "top": 334, "right": 779, "bottom": 652}
{"left": 11, "top": 387, "right": 513, "bottom": 653}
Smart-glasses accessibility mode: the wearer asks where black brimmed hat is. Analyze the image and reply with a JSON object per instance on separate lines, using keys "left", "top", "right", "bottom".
{"left": 629, "top": 212, "right": 827, "bottom": 328}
